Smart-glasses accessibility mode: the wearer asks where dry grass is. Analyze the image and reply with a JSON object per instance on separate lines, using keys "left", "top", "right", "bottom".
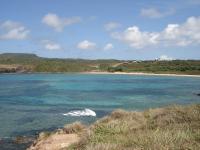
{"left": 69, "top": 104, "right": 200, "bottom": 150}
{"left": 63, "top": 122, "right": 86, "bottom": 134}
{"left": 38, "top": 131, "right": 52, "bottom": 140}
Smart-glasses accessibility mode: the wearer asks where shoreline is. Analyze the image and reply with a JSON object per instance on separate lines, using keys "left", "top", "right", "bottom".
{"left": 1, "top": 71, "right": 200, "bottom": 77}
{"left": 27, "top": 104, "right": 200, "bottom": 150}
{"left": 82, "top": 71, "right": 200, "bottom": 77}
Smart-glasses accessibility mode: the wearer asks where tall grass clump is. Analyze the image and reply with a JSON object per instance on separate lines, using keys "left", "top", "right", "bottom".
{"left": 70, "top": 104, "right": 200, "bottom": 150}
{"left": 63, "top": 121, "right": 86, "bottom": 134}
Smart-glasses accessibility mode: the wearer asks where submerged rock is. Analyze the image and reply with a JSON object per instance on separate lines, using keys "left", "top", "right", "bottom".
{"left": 14, "top": 136, "right": 35, "bottom": 144}
{"left": 0, "top": 137, "right": 34, "bottom": 150}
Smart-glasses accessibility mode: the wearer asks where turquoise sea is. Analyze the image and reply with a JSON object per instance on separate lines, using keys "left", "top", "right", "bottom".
{"left": 0, "top": 73, "right": 200, "bottom": 149}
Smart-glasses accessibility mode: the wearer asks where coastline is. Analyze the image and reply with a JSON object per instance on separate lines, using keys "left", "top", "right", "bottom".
{"left": 28, "top": 104, "right": 200, "bottom": 150}
{"left": 82, "top": 71, "right": 200, "bottom": 77}
{"left": 1, "top": 71, "right": 200, "bottom": 77}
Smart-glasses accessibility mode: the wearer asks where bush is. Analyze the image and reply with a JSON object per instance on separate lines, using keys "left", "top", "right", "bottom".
{"left": 71, "top": 104, "right": 200, "bottom": 150}
{"left": 107, "top": 66, "right": 123, "bottom": 72}
{"left": 63, "top": 122, "right": 86, "bottom": 134}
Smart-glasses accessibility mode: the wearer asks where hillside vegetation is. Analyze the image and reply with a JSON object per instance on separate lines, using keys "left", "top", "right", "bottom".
{"left": 0, "top": 53, "right": 200, "bottom": 74}
{"left": 29, "top": 104, "right": 200, "bottom": 150}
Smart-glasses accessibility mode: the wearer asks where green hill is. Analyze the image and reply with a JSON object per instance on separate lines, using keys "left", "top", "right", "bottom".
{"left": 0, "top": 53, "right": 200, "bottom": 74}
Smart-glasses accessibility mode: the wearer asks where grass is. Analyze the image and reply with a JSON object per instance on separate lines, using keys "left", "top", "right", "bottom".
{"left": 63, "top": 122, "right": 86, "bottom": 134}
{"left": 1, "top": 53, "right": 200, "bottom": 74}
{"left": 38, "top": 131, "right": 52, "bottom": 140}
{"left": 69, "top": 104, "right": 200, "bottom": 150}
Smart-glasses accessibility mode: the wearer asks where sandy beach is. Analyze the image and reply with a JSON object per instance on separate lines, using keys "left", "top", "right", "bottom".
{"left": 82, "top": 71, "right": 200, "bottom": 77}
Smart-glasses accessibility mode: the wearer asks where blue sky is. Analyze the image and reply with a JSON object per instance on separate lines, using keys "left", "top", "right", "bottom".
{"left": 0, "top": 0, "right": 200, "bottom": 60}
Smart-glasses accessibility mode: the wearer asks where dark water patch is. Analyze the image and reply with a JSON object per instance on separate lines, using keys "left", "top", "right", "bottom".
{"left": 47, "top": 88, "right": 172, "bottom": 97}
{"left": 0, "top": 138, "right": 32, "bottom": 150}
{"left": 90, "top": 88, "right": 170, "bottom": 96}
{"left": 195, "top": 92, "right": 200, "bottom": 96}
{"left": 0, "top": 79, "right": 48, "bottom": 84}
{"left": 11, "top": 126, "right": 58, "bottom": 137}
{"left": 16, "top": 117, "right": 36, "bottom": 126}
{"left": 0, "top": 98, "right": 45, "bottom": 105}
{"left": 0, "top": 85, "right": 51, "bottom": 98}
{"left": 95, "top": 109, "right": 111, "bottom": 118}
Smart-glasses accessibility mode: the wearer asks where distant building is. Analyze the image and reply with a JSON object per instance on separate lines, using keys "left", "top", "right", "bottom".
{"left": 155, "top": 55, "right": 174, "bottom": 61}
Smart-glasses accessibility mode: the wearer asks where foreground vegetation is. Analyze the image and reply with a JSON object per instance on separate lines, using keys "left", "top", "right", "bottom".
{"left": 29, "top": 104, "right": 200, "bottom": 150}
{"left": 0, "top": 53, "right": 200, "bottom": 74}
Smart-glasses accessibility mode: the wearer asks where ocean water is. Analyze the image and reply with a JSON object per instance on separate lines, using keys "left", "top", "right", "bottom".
{"left": 0, "top": 73, "right": 200, "bottom": 139}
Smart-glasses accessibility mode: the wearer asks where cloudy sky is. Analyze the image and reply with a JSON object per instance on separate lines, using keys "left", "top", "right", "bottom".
{"left": 0, "top": 0, "right": 200, "bottom": 60}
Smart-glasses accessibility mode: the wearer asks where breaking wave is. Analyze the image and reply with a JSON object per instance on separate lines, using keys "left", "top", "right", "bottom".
{"left": 63, "top": 108, "right": 96, "bottom": 117}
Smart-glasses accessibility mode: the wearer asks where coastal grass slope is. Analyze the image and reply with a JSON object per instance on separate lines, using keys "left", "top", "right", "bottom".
{"left": 29, "top": 104, "right": 200, "bottom": 150}
{"left": 0, "top": 53, "right": 200, "bottom": 74}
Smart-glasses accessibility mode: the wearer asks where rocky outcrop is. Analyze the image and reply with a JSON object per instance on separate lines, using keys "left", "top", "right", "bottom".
{"left": 0, "top": 65, "right": 31, "bottom": 73}
{"left": 28, "top": 132, "right": 79, "bottom": 150}
{"left": 27, "top": 122, "right": 85, "bottom": 150}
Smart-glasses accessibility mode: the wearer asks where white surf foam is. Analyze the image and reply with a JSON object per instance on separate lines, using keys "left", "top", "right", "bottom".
{"left": 63, "top": 108, "right": 96, "bottom": 117}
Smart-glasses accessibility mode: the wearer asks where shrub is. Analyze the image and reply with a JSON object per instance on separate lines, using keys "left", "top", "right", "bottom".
{"left": 63, "top": 122, "right": 86, "bottom": 134}
{"left": 71, "top": 104, "right": 200, "bottom": 150}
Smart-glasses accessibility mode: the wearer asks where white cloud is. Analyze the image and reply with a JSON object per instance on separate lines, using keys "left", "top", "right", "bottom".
{"left": 42, "top": 40, "right": 61, "bottom": 50}
{"left": 42, "top": 13, "right": 81, "bottom": 32}
{"left": 160, "top": 16, "right": 200, "bottom": 46}
{"left": 1, "top": 20, "right": 21, "bottom": 30}
{"left": 140, "top": 8, "right": 175, "bottom": 19}
{"left": 158, "top": 55, "right": 173, "bottom": 61}
{"left": 0, "top": 20, "right": 29, "bottom": 40}
{"left": 111, "top": 16, "right": 200, "bottom": 48}
{"left": 77, "top": 40, "right": 96, "bottom": 50}
{"left": 104, "top": 22, "right": 121, "bottom": 31}
{"left": 111, "top": 26, "right": 159, "bottom": 48}
{"left": 104, "top": 43, "right": 114, "bottom": 50}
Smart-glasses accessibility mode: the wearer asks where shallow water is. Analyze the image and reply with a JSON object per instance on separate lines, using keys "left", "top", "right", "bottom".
{"left": 0, "top": 73, "right": 199, "bottom": 139}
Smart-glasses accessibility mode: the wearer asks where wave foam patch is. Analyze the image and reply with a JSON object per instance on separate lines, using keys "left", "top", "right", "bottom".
{"left": 63, "top": 109, "right": 96, "bottom": 117}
